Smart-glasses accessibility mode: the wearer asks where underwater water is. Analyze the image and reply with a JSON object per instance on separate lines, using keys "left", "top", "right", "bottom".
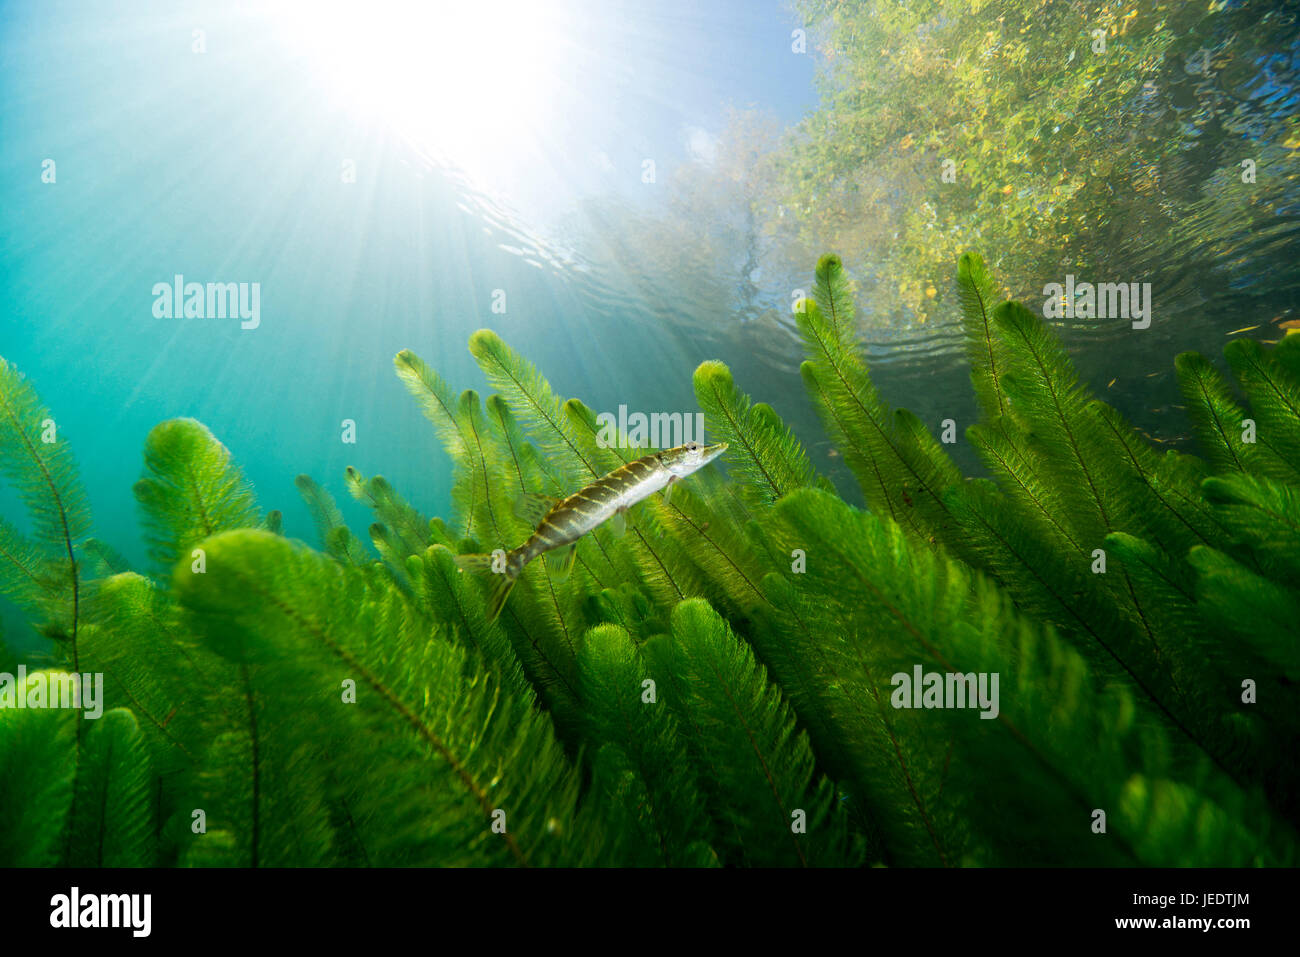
{"left": 2, "top": 0, "right": 1300, "bottom": 874}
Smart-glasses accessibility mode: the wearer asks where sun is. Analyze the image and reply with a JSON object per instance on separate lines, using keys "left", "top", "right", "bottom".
{"left": 276, "top": 0, "right": 574, "bottom": 178}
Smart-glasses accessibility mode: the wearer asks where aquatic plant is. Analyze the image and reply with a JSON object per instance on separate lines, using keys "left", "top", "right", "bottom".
{"left": 1, "top": 252, "right": 1297, "bottom": 866}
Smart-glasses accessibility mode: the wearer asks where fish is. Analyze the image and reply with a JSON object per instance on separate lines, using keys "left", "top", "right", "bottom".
{"left": 455, "top": 440, "right": 728, "bottom": 621}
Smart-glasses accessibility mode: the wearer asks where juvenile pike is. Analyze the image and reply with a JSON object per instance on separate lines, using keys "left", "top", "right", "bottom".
{"left": 456, "top": 440, "right": 727, "bottom": 621}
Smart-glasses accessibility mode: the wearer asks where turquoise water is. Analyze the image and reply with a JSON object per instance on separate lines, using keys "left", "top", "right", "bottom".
{"left": 0, "top": 0, "right": 813, "bottom": 585}
{"left": 2, "top": 0, "right": 1297, "bottom": 650}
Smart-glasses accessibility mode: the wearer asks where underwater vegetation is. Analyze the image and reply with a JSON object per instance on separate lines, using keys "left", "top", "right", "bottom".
{"left": 1, "top": 252, "right": 1298, "bottom": 867}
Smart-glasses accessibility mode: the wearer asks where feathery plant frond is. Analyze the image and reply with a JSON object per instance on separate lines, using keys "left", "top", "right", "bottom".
{"left": 0, "top": 359, "right": 91, "bottom": 664}
{"left": 991, "top": 302, "right": 1141, "bottom": 539}
{"left": 0, "top": 517, "right": 62, "bottom": 624}
{"left": 343, "top": 465, "right": 433, "bottom": 589}
{"left": 469, "top": 329, "right": 594, "bottom": 485}
{"left": 362, "top": 475, "right": 430, "bottom": 559}
{"left": 980, "top": 305, "right": 1198, "bottom": 712}
{"left": 174, "top": 529, "right": 599, "bottom": 866}
{"left": 1190, "top": 472, "right": 1300, "bottom": 684}
{"left": 1223, "top": 338, "right": 1300, "bottom": 483}
{"left": 68, "top": 708, "right": 156, "bottom": 867}
{"left": 396, "top": 348, "right": 506, "bottom": 542}
{"left": 1176, "top": 352, "right": 1260, "bottom": 475}
{"left": 956, "top": 251, "right": 1010, "bottom": 419}
{"left": 693, "top": 359, "right": 824, "bottom": 506}
{"left": 81, "top": 538, "right": 132, "bottom": 578}
{"left": 792, "top": 254, "right": 1300, "bottom": 820}
{"left": 133, "top": 418, "right": 260, "bottom": 574}
{"left": 4, "top": 248, "right": 1300, "bottom": 868}
{"left": 295, "top": 474, "right": 368, "bottom": 565}
{"left": 1190, "top": 545, "right": 1300, "bottom": 680}
{"left": 394, "top": 349, "right": 471, "bottom": 463}
{"left": 577, "top": 623, "right": 717, "bottom": 866}
{"left": 1089, "top": 403, "right": 1227, "bottom": 558}
{"left": 797, "top": 255, "right": 962, "bottom": 540}
{"left": 810, "top": 251, "right": 856, "bottom": 344}
{"left": 644, "top": 598, "right": 861, "bottom": 867}
{"left": 767, "top": 487, "right": 1293, "bottom": 866}
{"left": 1202, "top": 472, "right": 1300, "bottom": 581}
{"left": 412, "top": 544, "right": 539, "bottom": 705}
{"left": 0, "top": 671, "right": 79, "bottom": 865}
{"left": 79, "top": 572, "right": 212, "bottom": 777}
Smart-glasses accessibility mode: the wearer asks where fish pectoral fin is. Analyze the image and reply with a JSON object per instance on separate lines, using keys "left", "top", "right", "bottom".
{"left": 662, "top": 475, "right": 678, "bottom": 505}
{"left": 610, "top": 506, "right": 627, "bottom": 538}
{"left": 514, "top": 492, "right": 560, "bottom": 526}
{"left": 545, "top": 543, "right": 578, "bottom": 580}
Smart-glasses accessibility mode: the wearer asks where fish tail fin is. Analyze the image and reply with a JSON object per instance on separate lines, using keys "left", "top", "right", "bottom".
{"left": 485, "top": 573, "right": 517, "bottom": 623}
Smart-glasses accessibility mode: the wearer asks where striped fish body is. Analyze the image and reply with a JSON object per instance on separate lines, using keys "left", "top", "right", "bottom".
{"left": 512, "top": 451, "right": 672, "bottom": 570}
{"left": 456, "top": 440, "right": 727, "bottom": 621}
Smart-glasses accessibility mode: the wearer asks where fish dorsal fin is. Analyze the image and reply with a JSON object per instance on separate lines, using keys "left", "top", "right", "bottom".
{"left": 515, "top": 492, "right": 559, "bottom": 526}
{"left": 545, "top": 543, "right": 578, "bottom": 580}
{"left": 610, "top": 505, "right": 627, "bottom": 538}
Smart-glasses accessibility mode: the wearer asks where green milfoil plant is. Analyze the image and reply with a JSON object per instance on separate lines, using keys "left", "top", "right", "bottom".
{"left": 1, "top": 252, "right": 1296, "bottom": 866}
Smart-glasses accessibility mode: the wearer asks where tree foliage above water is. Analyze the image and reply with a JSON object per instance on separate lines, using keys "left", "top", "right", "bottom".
{"left": 773, "top": 0, "right": 1300, "bottom": 330}
{"left": 583, "top": 0, "right": 1298, "bottom": 346}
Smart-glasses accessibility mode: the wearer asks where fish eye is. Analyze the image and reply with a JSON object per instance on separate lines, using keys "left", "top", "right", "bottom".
{"left": 686, "top": 442, "right": 700, "bottom": 451}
